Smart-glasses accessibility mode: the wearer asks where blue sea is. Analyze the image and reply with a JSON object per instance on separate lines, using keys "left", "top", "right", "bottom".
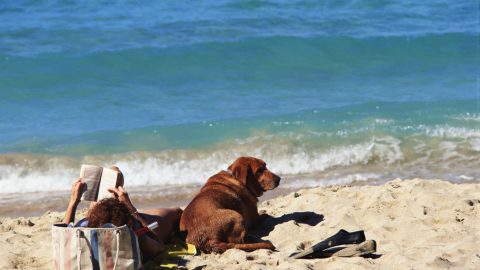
{"left": 0, "top": 1, "right": 478, "bottom": 216}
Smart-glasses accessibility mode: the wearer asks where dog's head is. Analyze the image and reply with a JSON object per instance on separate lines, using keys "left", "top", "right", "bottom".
{"left": 228, "top": 156, "right": 281, "bottom": 197}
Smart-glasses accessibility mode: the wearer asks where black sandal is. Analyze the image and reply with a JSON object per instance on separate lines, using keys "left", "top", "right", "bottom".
{"left": 290, "top": 229, "right": 366, "bottom": 259}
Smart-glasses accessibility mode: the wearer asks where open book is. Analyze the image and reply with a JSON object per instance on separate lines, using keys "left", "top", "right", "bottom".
{"left": 79, "top": 165, "right": 120, "bottom": 201}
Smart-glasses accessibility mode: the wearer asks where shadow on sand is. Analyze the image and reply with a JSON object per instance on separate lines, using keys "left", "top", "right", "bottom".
{"left": 250, "top": 211, "right": 324, "bottom": 238}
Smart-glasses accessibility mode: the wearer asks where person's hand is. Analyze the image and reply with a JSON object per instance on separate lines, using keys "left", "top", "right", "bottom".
{"left": 108, "top": 186, "right": 135, "bottom": 211}
{"left": 69, "top": 178, "right": 85, "bottom": 206}
{"left": 110, "top": 166, "right": 124, "bottom": 187}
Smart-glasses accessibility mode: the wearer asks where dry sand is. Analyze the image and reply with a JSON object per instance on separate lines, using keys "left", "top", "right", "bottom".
{"left": 1, "top": 179, "right": 479, "bottom": 269}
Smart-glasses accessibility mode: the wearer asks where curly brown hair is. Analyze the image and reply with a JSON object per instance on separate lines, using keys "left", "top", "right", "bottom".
{"left": 87, "top": 198, "right": 134, "bottom": 228}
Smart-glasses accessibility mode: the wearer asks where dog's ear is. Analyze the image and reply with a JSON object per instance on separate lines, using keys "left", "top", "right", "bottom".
{"left": 228, "top": 163, "right": 250, "bottom": 186}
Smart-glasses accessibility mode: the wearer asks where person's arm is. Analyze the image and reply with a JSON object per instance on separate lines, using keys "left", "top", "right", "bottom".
{"left": 63, "top": 178, "right": 85, "bottom": 224}
{"left": 108, "top": 186, "right": 165, "bottom": 256}
{"left": 108, "top": 187, "right": 152, "bottom": 229}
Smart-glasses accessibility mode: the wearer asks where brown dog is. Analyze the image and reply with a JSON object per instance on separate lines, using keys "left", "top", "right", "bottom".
{"left": 179, "top": 156, "right": 281, "bottom": 253}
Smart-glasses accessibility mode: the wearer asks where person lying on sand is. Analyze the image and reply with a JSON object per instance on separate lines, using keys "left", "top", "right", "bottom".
{"left": 63, "top": 166, "right": 183, "bottom": 260}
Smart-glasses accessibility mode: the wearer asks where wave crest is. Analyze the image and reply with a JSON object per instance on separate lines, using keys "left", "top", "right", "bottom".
{"left": 0, "top": 136, "right": 405, "bottom": 194}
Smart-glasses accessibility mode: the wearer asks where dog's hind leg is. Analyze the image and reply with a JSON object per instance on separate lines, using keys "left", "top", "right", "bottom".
{"left": 204, "top": 211, "right": 276, "bottom": 253}
{"left": 233, "top": 242, "right": 276, "bottom": 252}
{"left": 205, "top": 240, "right": 275, "bottom": 253}
{"left": 195, "top": 209, "right": 275, "bottom": 253}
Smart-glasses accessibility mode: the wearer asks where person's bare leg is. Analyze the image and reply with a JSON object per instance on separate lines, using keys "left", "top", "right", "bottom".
{"left": 137, "top": 234, "right": 165, "bottom": 260}
{"left": 141, "top": 207, "right": 183, "bottom": 242}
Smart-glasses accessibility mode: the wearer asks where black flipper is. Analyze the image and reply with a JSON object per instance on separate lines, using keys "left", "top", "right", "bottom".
{"left": 289, "top": 229, "right": 366, "bottom": 259}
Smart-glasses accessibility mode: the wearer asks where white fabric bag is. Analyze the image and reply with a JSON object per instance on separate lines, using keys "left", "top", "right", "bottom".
{"left": 52, "top": 223, "right": 142, "bottom": 270}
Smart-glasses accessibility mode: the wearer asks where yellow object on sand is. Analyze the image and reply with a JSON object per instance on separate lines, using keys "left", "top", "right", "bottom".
{"left": 144, "top": 238, "right": 197, "bottom": 270}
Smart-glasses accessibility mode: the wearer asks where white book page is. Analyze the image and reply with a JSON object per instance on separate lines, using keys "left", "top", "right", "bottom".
{"left": 97, "top": 168, "right": 119, "bottom": 201}
{"left": 80, "top": 165, "right": 103, "bottom": 201}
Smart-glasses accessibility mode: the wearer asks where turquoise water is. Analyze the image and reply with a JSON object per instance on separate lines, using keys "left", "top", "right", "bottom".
{"left": 0, "top": 1, "right": 478, "bottom": 199}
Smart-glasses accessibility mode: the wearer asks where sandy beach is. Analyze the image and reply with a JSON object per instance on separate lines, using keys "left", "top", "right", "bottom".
{"left": 1, "top": 178, "right": 479, "bottom": 270}
{"left": 1, "top": 1, "right": 477, "bottom": 269}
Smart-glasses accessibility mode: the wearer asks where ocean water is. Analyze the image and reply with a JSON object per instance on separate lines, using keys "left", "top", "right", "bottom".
{"left": 0, "top": 1, "right": 478, "bottom": 216}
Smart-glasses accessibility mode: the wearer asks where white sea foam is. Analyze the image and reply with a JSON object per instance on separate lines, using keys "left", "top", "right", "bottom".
{"left": 272, "top": 121, "right": 305, "bottom": 126}
{"left": 280, "top": 173, "right": 381, "bottom": 189}
{"left": 263, "top": 136, "right": 404, "bottom": 175}
{"left": 0, "top": 136, "right": 406, "bottom": 194}
{"left": 423, "top": 125, "right": 480, "bottom": 139}
{"left": 470, "top": 138, "right": 480, "bottom": 151}
{"left": 459, "top": 175, "right": 474, "bottom": 181}
{"left": 374, "top": 118, "right": 395, "bottom": 125}
{"left": 437, "top": 141, "right": 466, "bottom": 161}
{"left": 1, "top": 133, "right": 479, "bottom": 195}
{"left": 449, "top": 113, "right": 480, "bottom": 122}
{"left": 0, "top": 164, "right": 76, "bottom": 194}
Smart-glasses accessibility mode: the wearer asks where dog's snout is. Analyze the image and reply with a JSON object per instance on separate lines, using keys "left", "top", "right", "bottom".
{"left": 274, "top": 175, "right": 281, "bottom": 186}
